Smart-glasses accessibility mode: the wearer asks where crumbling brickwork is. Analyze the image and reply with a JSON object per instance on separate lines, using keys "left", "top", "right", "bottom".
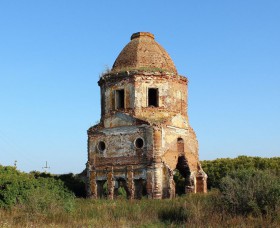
{"left": 87, "top": 32, "right": 207, "bottom": 199}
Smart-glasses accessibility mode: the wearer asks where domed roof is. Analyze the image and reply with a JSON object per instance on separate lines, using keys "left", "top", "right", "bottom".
{"left": 112, "top": 32, "right": 177, "bottom": 74}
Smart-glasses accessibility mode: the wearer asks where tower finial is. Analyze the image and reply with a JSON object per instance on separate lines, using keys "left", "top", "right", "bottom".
{"left": 131, "top": 32, "right": 154, "bottom": 40}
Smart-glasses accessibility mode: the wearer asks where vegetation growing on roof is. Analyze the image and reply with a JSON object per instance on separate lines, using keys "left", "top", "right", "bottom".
{"left": 99, "top": 66, "right": 173, "bottom": 78}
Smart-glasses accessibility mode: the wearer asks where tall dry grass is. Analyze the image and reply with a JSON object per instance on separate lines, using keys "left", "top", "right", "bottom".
{"left": 1, "top": 192, "right": 279, "bottom": 227}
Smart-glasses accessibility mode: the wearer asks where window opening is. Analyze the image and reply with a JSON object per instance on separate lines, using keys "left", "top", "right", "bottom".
{"left": 134, "top": 138, "right": 144, "bottom": 149}
{"left": 148, "top": 88, "right": 158, "bottom": 107}
{"left": 97, "top": 141, "right": 106, "bottom": 152}
{"left": 177, "top": 138, "right": 184, "bottom": 154}
{"left": 115, "top": 89, "right": 125, "bottom": 109}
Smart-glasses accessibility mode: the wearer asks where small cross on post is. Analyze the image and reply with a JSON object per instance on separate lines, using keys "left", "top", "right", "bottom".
{"left": 42, "top": 161, "right": 50, "bottom": 173}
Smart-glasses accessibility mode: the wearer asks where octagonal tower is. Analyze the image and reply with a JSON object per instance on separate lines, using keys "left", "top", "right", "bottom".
{"left": 87, "top": 32, "right": 207, "bottom": 199}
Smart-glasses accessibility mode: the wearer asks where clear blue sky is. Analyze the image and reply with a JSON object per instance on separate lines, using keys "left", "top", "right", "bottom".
{"left": 0, "top": 1, "right": 279, "bottom": 174}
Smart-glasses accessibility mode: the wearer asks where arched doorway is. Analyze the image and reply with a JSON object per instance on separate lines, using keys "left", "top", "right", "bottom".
{"left": 174, "top": 156, "right": 191, "bottom": 195}
{"left": 114, "top": 178, "right": 130, "bottom": 199}
{"left": 173, "top": 138, "right": 192, "bottom": 195}
{"left": 96, "top": 180, "right": 107, "bottom": 198}
{"left": 134, "top": 178, "right": 147, "bottom": 199}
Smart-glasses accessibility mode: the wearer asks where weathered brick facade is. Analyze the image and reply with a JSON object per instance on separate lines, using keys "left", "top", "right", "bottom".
{"left": 87, "top": 32, "right": 207, "bottom": 199}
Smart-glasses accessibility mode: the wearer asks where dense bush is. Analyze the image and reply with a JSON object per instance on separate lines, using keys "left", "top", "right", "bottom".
{"left": 201, "top": 156, "right": 280, "bottom": 189}
{"left": 219, "top": 169, "right": 280, "bottom": 216}
{"left": 30, "top": 170, "right": 87, "bottom": 197}
{"left": 0, "top": 165, "right": 75, "bottom": 212}
{"left": 56, "top": 173, "right": 86, "bottom": 197}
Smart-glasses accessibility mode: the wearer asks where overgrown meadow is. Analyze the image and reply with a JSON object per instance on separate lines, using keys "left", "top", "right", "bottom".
{"left": 1, "top": 156, "right": 279, "bottom": 227}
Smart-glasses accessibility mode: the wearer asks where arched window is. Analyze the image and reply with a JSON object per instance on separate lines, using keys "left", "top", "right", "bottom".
{"left": 177, "top": 138, "right": 184, "bottom": 154}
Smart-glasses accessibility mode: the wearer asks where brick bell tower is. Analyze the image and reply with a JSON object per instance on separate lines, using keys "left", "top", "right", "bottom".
{"left": 87, "top": 32, "right": 207, "bottom": 199}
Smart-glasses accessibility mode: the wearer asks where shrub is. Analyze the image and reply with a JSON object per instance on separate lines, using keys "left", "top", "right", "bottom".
{"left": 202, "top": 156, "right": 280, "bottom": 189}
{"left": 55, "top": 173, "right": 86, "bottom": 198}
{"left": 30, "top": 170, "right": 87, "bottom": 197}
{"left": 0, "top": 165, "right": 75, "bottom": 213}
{"left": 23, "top": 177, "right": 75, "bottom": 214}
{"left": 219, "top": 169, "right": 280, "bottom": 216}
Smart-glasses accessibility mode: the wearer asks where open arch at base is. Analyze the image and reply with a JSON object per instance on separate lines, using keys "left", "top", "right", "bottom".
{"left": 96, "top": 178, "right": 130, "bottom": 199}
{"left": 174, "top": 155, "right": 192, "bottom": 195}
{"left": 96, "top": 180, "right": 107, "bottom": 198}
{"left": 114, "top": 178, "right": 130, "bottom": 199}
{"left": 134, "top": 178, "right": 147, "bottom": 199}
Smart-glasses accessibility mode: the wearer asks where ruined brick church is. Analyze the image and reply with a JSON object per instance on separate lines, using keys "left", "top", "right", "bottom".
{"left": 87, "top": 32, "right": 207, "bottom": 199}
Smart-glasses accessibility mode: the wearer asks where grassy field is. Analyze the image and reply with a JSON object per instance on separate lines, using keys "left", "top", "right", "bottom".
{"left": 1, "top": 192, "right": 279, "bottom": 228}
{"left": 1, "top": 159, "right": 279, "bottom": 227}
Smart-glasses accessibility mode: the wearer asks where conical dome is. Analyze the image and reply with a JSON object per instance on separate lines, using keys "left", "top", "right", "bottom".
{"left": 112, "top": 32, "right": 177, "bottom": 74}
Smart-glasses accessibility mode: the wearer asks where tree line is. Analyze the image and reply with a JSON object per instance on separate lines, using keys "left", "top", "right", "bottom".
{"left": 201, "top": 155, "right": 280, "bottom": 189}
